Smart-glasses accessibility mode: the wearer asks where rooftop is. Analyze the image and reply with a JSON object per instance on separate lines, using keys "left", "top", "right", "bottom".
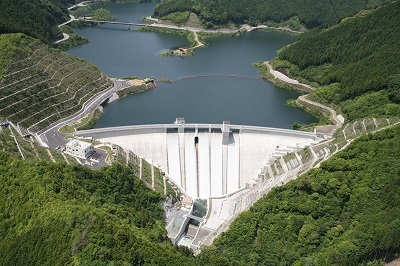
{"left": 175, "top": 117, "right": 185, "bottom": 125}
{"left": 182, "top": 197, "right": 193, "bottom": 205}
{"left": 66, "top": 139, "right": 92, "bottom": 149}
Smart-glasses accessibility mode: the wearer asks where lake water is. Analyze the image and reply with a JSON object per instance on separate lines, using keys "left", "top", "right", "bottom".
{"left": 67, "top": 2, "right": 316, "bottom": 128}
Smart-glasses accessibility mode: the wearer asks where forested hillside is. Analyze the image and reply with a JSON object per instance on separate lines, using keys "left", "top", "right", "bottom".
{"left": 3, "top": 122, "right": 400, "bottom": 265}
{"left": 153, "top": 0, "right": 389, "bottom": 29}
{"left": 274, "top": 0, "right": 400, "bottom": 120}
{"left": 1, "top": 1, "right": 399, "bottom": 265}
{"left": 0, "top": 33, "right": 111, "bottom": 132}
{"left": 199, "top": 124, "right": 400, "bottom": 265}
{"left": 0, "top": 148, "right": 241, "bottom": 265}
{"left": 0, "top": 0, "right": 76, "bottom": 43}
{"left": 0, "top": 153, "right": 195, "bottom": 265}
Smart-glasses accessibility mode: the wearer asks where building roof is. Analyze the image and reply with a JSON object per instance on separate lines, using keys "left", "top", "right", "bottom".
{"left": 175, "top": 117, "right": 185, "bottom": 125}
{"left": 182, "top": 197, "right": 193, "bottom": 205}
{"left": 222, "top": 120, "right": 231, "bottom": 132}
{"left": 66, "top": 139, "right": 92, "bottom": 149}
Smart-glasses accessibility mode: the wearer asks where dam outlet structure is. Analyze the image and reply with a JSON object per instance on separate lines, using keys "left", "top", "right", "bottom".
{"left": 75, "top": 118, "right": 322, "bottom": 199}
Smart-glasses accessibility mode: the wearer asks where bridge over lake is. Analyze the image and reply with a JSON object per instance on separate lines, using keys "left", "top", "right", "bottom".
{"left": 81, "top": 19, "right": 146, "bottom": 27}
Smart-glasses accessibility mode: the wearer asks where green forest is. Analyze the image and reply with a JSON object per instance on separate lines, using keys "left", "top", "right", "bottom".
{"left": 153, "top": 0, "right": 389, "bottom": 29}
{"left": 0, "top": 153, "right": 195, "bottom": 265}
{"left": 200, "top": 124, "right": 400, "bottom": 265}
{"left": 0, "top": 0, "right": 77, "bottom": 43}
{"left": 2, "top": 122, "right": 400, "bottom": 265}
{"left": 0, "top": 147, "right": 241, "bottom": 265}
{"left": 1, "top": 0, "right": 400, "bottom": 265}
{"left": 273, "top": 0, "right": 400, "bottom": 120}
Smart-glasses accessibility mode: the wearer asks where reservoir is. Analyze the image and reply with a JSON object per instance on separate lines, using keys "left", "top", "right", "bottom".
{"left": 67, "top": 2, "right": 316, "bottom": 128}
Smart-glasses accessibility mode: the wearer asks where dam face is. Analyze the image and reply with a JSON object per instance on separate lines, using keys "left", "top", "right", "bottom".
{"left": 76, "top": 119, "right": 320, "bottom": 198}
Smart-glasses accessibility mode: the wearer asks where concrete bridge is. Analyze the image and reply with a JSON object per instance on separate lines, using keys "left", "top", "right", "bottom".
{"left": 186, "top": 214, "right": 204, "bottom": 222}
{"left": 76, "top": 118, "right": 322, "bottom": 199}
{"left": 81, "top": 19, "right": 146, "bottom": 27}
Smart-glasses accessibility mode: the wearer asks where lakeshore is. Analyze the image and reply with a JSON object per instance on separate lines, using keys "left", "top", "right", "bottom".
{"left": 59, "top": 1, "right": 315, "bottom": 128}
{"left": 66, "top": 2, "right": 314, "bottom": 129}
{"left": 263, "top": 61, "right": 344, "bottom": 138}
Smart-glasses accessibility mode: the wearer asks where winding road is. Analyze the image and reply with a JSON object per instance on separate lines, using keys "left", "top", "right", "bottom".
{"left": 297, "top": 95, "right": 343, "bottom": 128}
{"left": 264, "top": 61, "right": 344, "bottom": 135}
{"left": 39, "top": 78, "right": 131, "bottom": 148}
{"left": 264, "top": 61, "right": 313, "bottom": 91}
{"left": 54, "top": 14, "right": 76, "bottom": 44}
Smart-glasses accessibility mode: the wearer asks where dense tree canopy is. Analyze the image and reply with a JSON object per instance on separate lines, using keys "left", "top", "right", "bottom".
{"left": 200, "top": 124, "right": 400, "bottom": 265}
{"left": 153, "top": 0, "right": 389, "bottom": 29}
{"left": 0, "top": 154, "right": 196, "bottom": 265}
{"left": 1, "top": 0, "right": 400, "bottom": 265}
{"left": 0, "top": 0, "right": 73, "bottom": 43}
{"left": 279, "top": 1, "right": 400, "bottom": 97}
{"left": 2, "top": 121, "right": 400, "bottom": 265}
{"left": 273, "top": 0, "right": 400, "bottom": 120}
{"left": 0, "top": 148, "right": 240, "bottom": 265}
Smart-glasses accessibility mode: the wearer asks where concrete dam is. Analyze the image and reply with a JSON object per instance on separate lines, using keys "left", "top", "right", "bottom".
{"left": 76, "top": 119, "right": 321, "bottom": 199}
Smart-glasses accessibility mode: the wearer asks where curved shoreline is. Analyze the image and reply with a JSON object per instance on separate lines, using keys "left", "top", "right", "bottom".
{"left": 143, "top": 16, "right": 303, "bottom": 55}
{"left": 146, "top": 16, "right": 303, "bottom": 34}
{"left": 264, "top": 61, "right": 344, "bottom": 137}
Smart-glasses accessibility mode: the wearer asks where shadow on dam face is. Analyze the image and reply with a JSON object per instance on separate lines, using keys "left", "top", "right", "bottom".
{"left": 194, "top": 136, "right": 199, "bottom": 198}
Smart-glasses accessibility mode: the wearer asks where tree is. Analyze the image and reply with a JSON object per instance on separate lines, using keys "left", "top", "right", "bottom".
{"left": 93, "top": 8, "right": 111, "bottom": 21}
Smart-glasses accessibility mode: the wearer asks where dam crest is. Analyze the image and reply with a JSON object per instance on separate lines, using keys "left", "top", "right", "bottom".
{"left": 76, "top": 118, "right": 322, "bottom": 199}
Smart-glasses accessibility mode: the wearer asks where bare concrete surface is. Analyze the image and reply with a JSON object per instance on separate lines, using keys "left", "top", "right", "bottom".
{"left": 386, "top": 259, "right": 400, "bottom": 266}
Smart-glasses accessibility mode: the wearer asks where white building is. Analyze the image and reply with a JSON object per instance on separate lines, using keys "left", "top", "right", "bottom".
{"left": 65, "top": 139, "right": 94, "bottom": 159}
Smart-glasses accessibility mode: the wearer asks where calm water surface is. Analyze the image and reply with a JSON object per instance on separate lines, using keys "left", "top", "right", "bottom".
{"left": 67, "top": 3, "right": 316, "bottom": 128}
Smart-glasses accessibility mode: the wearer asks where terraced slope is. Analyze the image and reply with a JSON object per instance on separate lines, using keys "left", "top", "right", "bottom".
{"left": 0, "top": 124, "right": 79, "bottom": 165}
{"left": 0, "top": 33, "right": 111, "bottom": 132}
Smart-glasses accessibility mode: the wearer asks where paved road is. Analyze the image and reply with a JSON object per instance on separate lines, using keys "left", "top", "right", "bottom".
{"left": 54, "top": 33, "right": 70, "bottom": 44}
{"left": 68, "top": 1, "right": 92, "bottom": 11}
{"left": 297, "top": 95, "right": 343, "bottom": 128}
{"left": 54, "top": 14, "right": 76, "bottom": 44}
{"left": 40, "top": 78, "right": 131, "bottom": 148}
{"left": 265, "top": 61, "right": 343, "bottom": 131}
{"left": 146, "top": 16, "right": 303, "bottom": 34}
{"left": 145, "top": 17, "right": 239, "bottom": 33}
{"left": 264, "top": 61, "right": 313, "bottom": 91}
{"left": 249, "top": 25, "right": 302, "bottom": 34}
{"left": 59, "top": 14, "right": 76, "bottom": 27}
{"left": 148, "top": 23, "right": 239, "bottom": 34}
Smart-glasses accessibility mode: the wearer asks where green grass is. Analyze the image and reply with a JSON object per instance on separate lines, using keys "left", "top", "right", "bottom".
{"left": 98, "top": 146, "right": 113, "bottom": 164}
{"left": 141, "top": 159, "right": 153, "bottom": 187}
{"left": 76, "top": 108, "right": 103, "bottom": 131}
{"left": 253, "top": 61, "right": 273, "bottom": 80}
{"left": 160, "top": 11, "right": 191, "bottom": 25}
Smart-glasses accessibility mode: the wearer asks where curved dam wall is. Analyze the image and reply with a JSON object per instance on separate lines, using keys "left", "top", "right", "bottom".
{"left": 76, "top": 122, "right": 320, "bottom": 198}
